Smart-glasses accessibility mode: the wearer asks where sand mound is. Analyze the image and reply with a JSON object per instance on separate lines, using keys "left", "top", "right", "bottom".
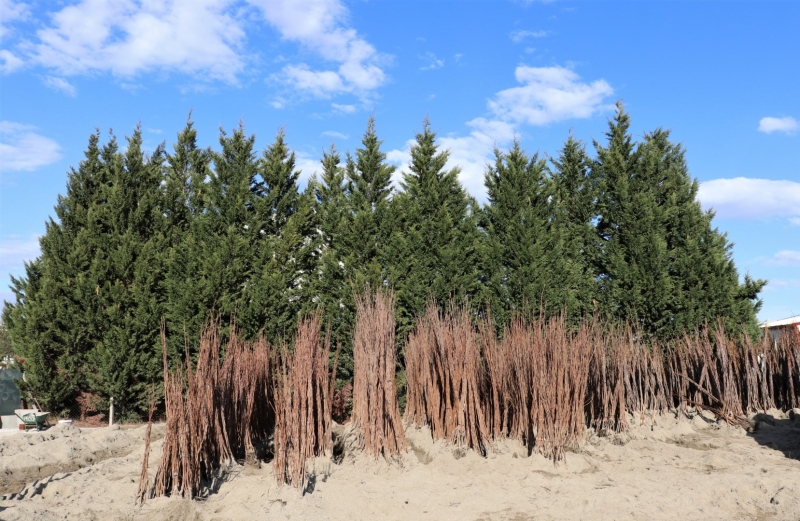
{"left": 1, "top": 411, "right": 799, "bottom": 521}
{"left": 0, "top": 423, "right": 165, "bottom": 498}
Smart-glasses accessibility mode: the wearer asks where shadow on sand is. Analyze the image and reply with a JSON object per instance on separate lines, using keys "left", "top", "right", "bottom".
{"left": 746, "top": 413, "right": 800, "bottom": 461}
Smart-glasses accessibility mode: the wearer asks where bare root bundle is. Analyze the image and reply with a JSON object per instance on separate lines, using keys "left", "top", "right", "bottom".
{"left": 404, "top": 302, "right": 489, "bottom": 454}
{"left": 273, "top": 315, "right": 336, "bottom": 488}
{"left": 150, "top": 320, "right": 273, "bottom": 499}
{"left": 220, "top": 329, "right": 273, "bottom": 461}
{"left": 352, "top": 287, "right": 407, "bottom": 459}
{"left": 499, "top": 315, "right": 592, "bottom": 460}
{"left": 407, "top": 303, "right": 800, "bottom": 463}
{"left": 531, "top": 317, "right": 592, "bottom": 460}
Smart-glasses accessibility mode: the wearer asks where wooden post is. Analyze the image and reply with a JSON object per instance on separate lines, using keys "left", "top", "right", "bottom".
{"left": 109, "top": 397, "right": 114, "bottom": 426}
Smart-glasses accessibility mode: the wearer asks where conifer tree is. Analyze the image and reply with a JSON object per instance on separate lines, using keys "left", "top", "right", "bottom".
{"left": 312, "top": 118, "right": 396, "bottom": 382}
{"left": 3, "top": 132, "right": 112, "bottom": 411}
{"left": 480, "top": 141, "right": 554, "bottom": 327}
{"left": 311, "top": 146, "right": 351, "bottom": 365}
{"left": 246, "top": 130, "right": 315, "bottom": 343}
{"left": 639, "top": 128, "right": 765, "bottom": 337}
{"left": 198, "top": 124, "right": 258, "bottom": 330}
{"left": 86, "top": 128, "right": 166, "bottom": 417}
{"left": 343, "top": 117, "right": 396, "bottom": 287}
{"left": 392, "top": 119, "right": 481, "bottom": 338}
{"left": 549, "top": 135, "right": 600, "bottom": 320}
{"left": 594, "top": 103, "right": 765, "bottom": 338}
{"left": 594, "top": 104, "right": 675, "bottom": 334}
{"left": 161, "top": 120, "right": 213, "bottom": 363}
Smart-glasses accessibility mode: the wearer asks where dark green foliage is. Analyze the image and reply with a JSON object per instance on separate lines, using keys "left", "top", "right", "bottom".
{"left": 311, "top": 145, "right": 352, "bottom": 378}
{"left": 2, "top": 108, "right": 765, "bottom": 417}
{"left": 480, "top": 141, "right": 557, "bottom": 327}
{"left": 241, "top": 128, "right": 312, "bottom": 343}
{"left": 84, "top": 128, "right": 166, "bottom": 418}
{"left": 391, "top": 119, "right": 481, "bottom": 340}
{"left": 549, "top": 135, "right": 600, "bottom": 321}
{"left": 311, "top": 118, "right": 397, "bottom": 382}
{"left": 593, "top": 102, "right": 765, "bottom": 338}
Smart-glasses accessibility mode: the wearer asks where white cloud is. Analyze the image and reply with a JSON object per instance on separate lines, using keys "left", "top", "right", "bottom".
{"left": 0, "top": 121, "right": 61, "bottom": 172}
{"left": 420, "top": 52, "right": 444, "bottom": 71}
{"left": 489, "top": 66, "right": 614, "bottom": 126}
{"left": 28, "top": 0, "right": 247, "bottom": 82}
{"left": 758, "top": 116, "right": 798, "bottom": 135}
{"left": 0, "top": 49, "right": 24, "bottom": 73}
{"left": 43, "top": 75, "right": 77, "bottom": 96}
{"left": 331, "top": 103, "right": 356, "bottom": 114}
{"left": 7, "top": 0, "right": 388, "bottom": 101}
{"left": 250, "top": 0, "right": 387, "bottom": 98}
{"left": 321, "top": 130, "right": 348, "bottom": 140}
{"left": 765, "top": 251, "right": 800, "bottom": 268}
{"left": 387, "top": 118, "right": 516, "bottom": 198}
{"left": 0, "top": 0, "right": 29, "bottom": 42}
{"left": 294, "top": 151, "right": 321, "bottom": 186}
{"left": 509, "top": 29, "right": 549, "bottom": 42}
{"left": 387, "top": 65, "right": 613, "bottom": 200}
{"left": 697, "top": 178, "right": 800, "bottom": 219}
{"left": 0, "top": 234, "right": 40, "bottom": 273}
{"left": 789, "top": 217, "right": 800, "bottom": 226}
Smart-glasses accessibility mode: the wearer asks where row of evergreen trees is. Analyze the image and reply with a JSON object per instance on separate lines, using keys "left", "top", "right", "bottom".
{"left": 2, "top": 103, "right": 764, "bottom": 418}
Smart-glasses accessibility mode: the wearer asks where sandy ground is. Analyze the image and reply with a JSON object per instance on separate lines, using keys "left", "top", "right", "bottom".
{"left": 1, "top": 409, "right": 799, "bottom": 521}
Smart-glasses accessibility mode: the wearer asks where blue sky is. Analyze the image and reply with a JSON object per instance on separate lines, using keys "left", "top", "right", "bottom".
{"left": 1, "top": 0, "right": 798, "bottom": 321}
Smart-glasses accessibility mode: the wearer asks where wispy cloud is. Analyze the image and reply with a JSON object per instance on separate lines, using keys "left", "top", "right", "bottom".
{"left": 758, "top": 116, "right": 798, "bottom": 135}
{"left": 763, "top": 279, "right": 800, "bottom": 292}
{"left": 697, "top": 178, "right": 800, "bottom": 220}
{"left": 0, "top": 49, "right": 24, "bottom": 73}
{"left": 420, "top": 52, "right": 444, "bottom": 71}
{"left": 388, "top": 65, "right": 613, "bottom": 199}
{"left": 0, "top": 121, "right": 61, "bottom": 173}
{"left": 43, "top": 76, "right": 77, "bottom": 96}
{"left": 5, "top": 0, "right": 389, "bottom": 103}
{"left": 0, "top": 234, "right": 40, "bottom": 273}
{"left": 0, "top": 0, "right": 29, "bottom": 42}
{"left": 331, "top": 103, "right": 356, "bottom": 114}
{"left": 294, "top": 151, "right": 321, "bottom": 185}
{"left": 321, "top": 130, "right": 348, "bottom": 140}
{"left": 764, "top": 251, "right": 800, "bottom": 268}
{"left": 509, "top": 29, "right": 549, "bottom": 42}
{"left": 253, "top": 0, "right": 388, "bottom": 99}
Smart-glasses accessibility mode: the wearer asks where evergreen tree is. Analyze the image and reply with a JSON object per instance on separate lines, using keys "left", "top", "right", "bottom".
{"left": 479, "top": 141, "right": 555, "bottom": 328}
{"left": 343, "top": 117, "right": 397, "bottom": 288}
{"left": 246, "top": 130, "right": 316, "bottom": 344}
{"left": 3, "top": 132, "right": 111, "bottom": 411}
{"left": 549, "top": 135, "right": 600, "bottom": 321}
{"left": 594, "top": 103, "right": 765, "bottom": 338}
{"left": 392, "top": 119, "right": 481, "bottom": 338}
{"left": 161, "top": 120, "right": 213, "bottom": 363}
{"left": 194, "top": 124, "right": 258, "bottom": 334}
{"left": 639, "top": 128, "right": 765, "bottom": 337}
{"left": 594, "top": 103, "right": 676, "bottom": 335}
{"left": 310, "top": 145, "right": 351, "bottom": 365}
{"left": 312, "top": 118, "right": 396, "bottom": 382}
{"left": 85, "top": 127, "right": 166, "bottom": 418}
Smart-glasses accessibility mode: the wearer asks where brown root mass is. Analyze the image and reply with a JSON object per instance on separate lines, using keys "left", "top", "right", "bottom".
{"left": 407, "top": 307, "right": 800, "bottom": 462}
{"left": 272, "top": 315, "right": 336, "bottom": 488}
{"left": 352, "top": 287, "right": 407, "bottom": 459}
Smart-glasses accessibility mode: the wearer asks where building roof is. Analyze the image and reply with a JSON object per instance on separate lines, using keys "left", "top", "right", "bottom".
{"left": 760, "top": 315, "right": 800, "bottom": 329}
